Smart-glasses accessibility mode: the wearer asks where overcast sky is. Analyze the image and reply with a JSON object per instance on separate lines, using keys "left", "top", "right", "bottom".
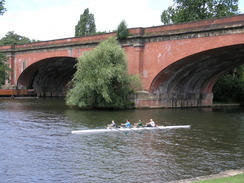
{"left": 0, "top": 0, "right": 243, "bottom": 41}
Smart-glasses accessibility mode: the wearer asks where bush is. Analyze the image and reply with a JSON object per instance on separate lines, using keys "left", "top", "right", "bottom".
{"left": 66, "top": 37, "right": 141, "bottom": 109}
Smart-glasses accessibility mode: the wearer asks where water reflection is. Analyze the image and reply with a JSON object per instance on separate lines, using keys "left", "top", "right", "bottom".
{"left": 0, "top": 98, "right": 243, "bottom": 183}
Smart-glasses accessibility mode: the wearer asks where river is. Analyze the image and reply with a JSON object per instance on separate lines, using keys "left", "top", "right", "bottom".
{"left": 0, "top": 98, "right": 243, "bottom": 183}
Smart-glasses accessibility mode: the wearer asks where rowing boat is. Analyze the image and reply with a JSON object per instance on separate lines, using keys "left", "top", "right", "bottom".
{"left": 71, "top": 125, "right": 190, "bottom": 134}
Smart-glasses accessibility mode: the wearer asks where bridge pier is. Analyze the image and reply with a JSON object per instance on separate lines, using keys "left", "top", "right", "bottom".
{"left": 0, "top": 15, "right": 243, "bottom": 104}
{"left": 133, "top": 91, "right": 213, "bottom": 108}
{"left": 35, "top": 89, "right": 67, "bottom": 97}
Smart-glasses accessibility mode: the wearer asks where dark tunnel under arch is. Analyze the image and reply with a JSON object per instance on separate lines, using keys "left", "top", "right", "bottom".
{"left": 150, "top": 44, "right": 244, "bottom": 107}
{"left": 17, "top": 57, "right": 77, "bottom": 97}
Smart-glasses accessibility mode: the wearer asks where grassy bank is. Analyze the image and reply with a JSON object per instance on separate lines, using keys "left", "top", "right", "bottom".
{"left": 192, "top": 173, "right": 244, "bottom": 183}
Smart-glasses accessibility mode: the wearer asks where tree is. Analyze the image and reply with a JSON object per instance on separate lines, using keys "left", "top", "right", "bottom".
{"left": 0, "top": 53, "right": 9, "bottom": 86}
{"left": 0, "top": 32, "right": 38, "bottom": 87}
{"left": 75, "top": 8, "right": 96, "bottom": 37}
{"left": 161, "top": 0, "right": 239, "bottom": 25}
{"left": 0, "top": 0, "right": 6, "bottom": 15}
{"left": 0, "top": 0, "right": 6, "bottom": 86}
{"left": 0, "top": 31, "right": 33, "bottom": 46}
{"left": 116, "top": 20, "right": 129, "bottom": 41}
{"left": 213, "top": 66, "right": 244, "bottom": 103}
{"left": 66, "top": 37, "right": 141, "bottom": 109}
{"left": 0, "top": 1, "right": 9, "bottom": 86}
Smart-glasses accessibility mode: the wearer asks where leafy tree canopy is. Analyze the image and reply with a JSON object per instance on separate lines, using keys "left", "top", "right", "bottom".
{"left": 0, "top": 0, "right": 6, "bottom": 15}
{"left": 0, "top": 31, "right": 37, "bottom": 86}
{"left": 75, "top": 8, "right": 96, "bottom": 37}
{"left": 0, "top": 31, "right": 36, "bottom": 46}
{"left": 66, "top": 37, "right": 141, "bottom": 109}
{"left": 213, "top": 66, "right": 244, "bottom": 103}
{"left": 116, "top": 20, "right": 129, "bottom": 41}
{"left": 161, "top": 0, "right": 239, "bottom": 24}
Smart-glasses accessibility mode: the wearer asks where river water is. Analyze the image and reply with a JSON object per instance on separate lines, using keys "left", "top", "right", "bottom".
{"left": 0, "top": 98, "right": 243, "bottom": 183}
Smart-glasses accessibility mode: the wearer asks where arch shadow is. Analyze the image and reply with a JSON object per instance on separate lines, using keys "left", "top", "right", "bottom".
{"left": 149, "top": 44, "right": 244, "bottom": 107}
{"left": 17, "top": 57, "right": 77, "bottom": 97}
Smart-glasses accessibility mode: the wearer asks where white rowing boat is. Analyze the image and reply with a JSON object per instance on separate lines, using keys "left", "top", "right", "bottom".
{"left": 71, "top": 125, "right": 190, "bottom": 134}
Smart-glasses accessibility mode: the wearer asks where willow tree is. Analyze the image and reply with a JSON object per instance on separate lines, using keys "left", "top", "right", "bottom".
{"left": 66, "top": 37, "right": 140, "bottom": 109}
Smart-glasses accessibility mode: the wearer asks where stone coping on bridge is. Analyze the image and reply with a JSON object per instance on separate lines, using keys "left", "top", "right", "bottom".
{"left": 0, "top": 14, "right": 243, "bottom": 52}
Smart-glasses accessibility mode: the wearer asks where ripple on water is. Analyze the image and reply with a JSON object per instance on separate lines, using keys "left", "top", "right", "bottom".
{"left": 0, "top": 99, "right": 243, "bottom": 182}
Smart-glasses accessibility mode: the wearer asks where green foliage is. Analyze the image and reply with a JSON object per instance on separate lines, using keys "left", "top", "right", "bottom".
{"left": 192, "top": 173, "right": 244, "bottom": 183}
{"left": 0, "top": 53, "right": 10, "bottom": 85}
{"left": 161, "top": 0, "right": 239, "bottom": 24}
{"left": 0, "top": 31, "right": 35, "bottom": 87}
{"left": 75, "top": 8, "right": 96, "bottom": 37}
{"left": 0, "top": 0, "right": 6, "bottom": 15}
{"left": 213, "top": 66, "right": 244, "bottom": 103}
{"left": 66, "top": 37, "right": 141, "bottom": 109}
{"left": 116, "top": 20, "right": 129, "bottom": 41}
{"left": 0, "top": 31, "right": 34, "bottom": 46}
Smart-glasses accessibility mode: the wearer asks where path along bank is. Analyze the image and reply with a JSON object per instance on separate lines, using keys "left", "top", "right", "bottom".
{"left": 170, "top": 169, "right": 244, "bottom": 183}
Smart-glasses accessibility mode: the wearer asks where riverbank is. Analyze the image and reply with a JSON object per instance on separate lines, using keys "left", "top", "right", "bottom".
{"left": 212, "top": 103, "right": 241, "bottom": 107}
{"left": 170, "top": 169, "right": 244, "bottom": 183}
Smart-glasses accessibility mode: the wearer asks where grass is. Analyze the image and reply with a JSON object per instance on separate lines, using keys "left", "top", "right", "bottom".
{"left": 192, "top": 173, "right": 244, "bottom": 183}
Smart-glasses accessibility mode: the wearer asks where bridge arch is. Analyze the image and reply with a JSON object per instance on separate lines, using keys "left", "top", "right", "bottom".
{"left": 17, "top": 56, "right": 77, "bottom": 97}
{"left": 149, "top": 44, "right": 244, "bottom": 107}
{"left": 1, "top": 14, "right": 243, "bottom": 107}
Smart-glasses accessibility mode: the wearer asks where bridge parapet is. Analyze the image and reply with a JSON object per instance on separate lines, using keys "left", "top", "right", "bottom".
{"left": 0, "top": 14, "right": 243, "bottom": 107}
{"left": 143, "top": 14, "right": 244, "bottom": 35}
{"left": 1, "top": 14, "right": 243, "bottom": 53}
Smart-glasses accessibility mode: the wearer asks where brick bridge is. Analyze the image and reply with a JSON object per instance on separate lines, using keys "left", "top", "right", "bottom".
{"left": 0, "top": 14, "right": 244, "bottom": 108}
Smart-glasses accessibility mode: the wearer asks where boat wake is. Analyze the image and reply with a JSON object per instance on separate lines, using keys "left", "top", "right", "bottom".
{"left": 71, "top": 125, "right": 190, "bottom": 134}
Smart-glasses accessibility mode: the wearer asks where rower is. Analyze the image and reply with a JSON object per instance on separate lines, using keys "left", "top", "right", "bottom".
{"left": 121, "top": 120, "right": 131, "bottom": 128}
{"left": 134, "top": 119, "right": 143, "bottom": 128}
{"left": 107, "top": 120, "right": 116, "bottom": 129}
{"left": 145, "top": 119, "right": 156, "bottom": 127}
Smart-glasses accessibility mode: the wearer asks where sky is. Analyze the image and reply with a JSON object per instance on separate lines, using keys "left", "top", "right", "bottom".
{"left": 0, "top": 0, "right": 244, "bottom": 41}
